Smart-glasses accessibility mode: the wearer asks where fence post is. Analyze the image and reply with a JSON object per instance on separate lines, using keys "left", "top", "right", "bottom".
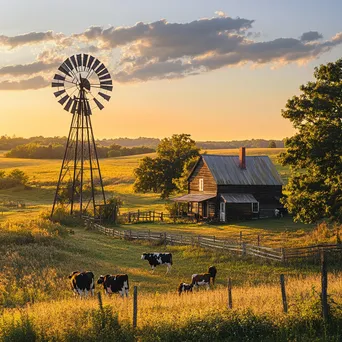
{"left": 227, "top": 278, "right": 233, "bottom": 309}
{"left": 133, "top": 286, "right": 138, "bottom": 329}
{"left": 153, "top": 211, "right": 155, "bottom": 222}
{"left": 148, "top": 230, "right": 151, "bottom": 242}
{"left": 128, "top": 212, "right": 131, "bottom": 223}
{"left": 257, "top": 234, "right": 260, "bottom": 246}
{"left": 161, "top": 212, "right": 163, "bottom": 222}
{"left": 164, "top": 232, "right": 167, "bottom": 246}
{"left": 321, "top": 250, "right": 328, "bottom": 322}
{"left": 198, "top": 235, "right": 200, "bottom": 246}
{"left": 242, "top": 242, "right": 246, "bottom": 256}
{"left": 240, "top": 231, "right": 243, "bottom": 244}
{"left": 281, "top": 248, "right": 286, "bottom": 263}
{"left": 130, "top": 230, "right": 132, "bottom": 239}
{"left": 280, "top": 274, "right": 288, "bottom": 313}
{"left": 137, "top": 210, "right": 140, "bottom": 222}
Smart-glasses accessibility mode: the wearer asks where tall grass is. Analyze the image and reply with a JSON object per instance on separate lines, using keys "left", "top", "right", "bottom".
{"left": 0, "top": 274, "right": 341, "bottom": 341}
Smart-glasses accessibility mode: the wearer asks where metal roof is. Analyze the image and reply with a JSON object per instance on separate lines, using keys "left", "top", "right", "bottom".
{"left": 172, "top": 193, "right": 216, "bottom": 203}
{"left": 221, "top": 193, "right": 257, "bottom": 203}
{"left": 202, "top": 154, "right": 283, "bottom": 186}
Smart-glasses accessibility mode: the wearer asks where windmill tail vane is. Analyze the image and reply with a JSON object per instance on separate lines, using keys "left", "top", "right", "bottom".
{"left": 51, "top": 54, "right": 112, "bottom": 218}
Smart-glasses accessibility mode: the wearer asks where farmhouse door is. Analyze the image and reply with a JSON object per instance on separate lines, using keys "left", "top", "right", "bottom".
{"left": 220, "top": 202, "right": 225, "bottom": 222}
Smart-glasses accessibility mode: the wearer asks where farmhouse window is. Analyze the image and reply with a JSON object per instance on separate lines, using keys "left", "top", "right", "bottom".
{"left": 252, "top": 202, "right": 259, "bottom": 213}
{"left": 199, "top": 178, "right": 204, "bottom": 191}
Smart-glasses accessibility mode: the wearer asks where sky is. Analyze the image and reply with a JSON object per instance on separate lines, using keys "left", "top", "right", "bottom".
{"left": 0, "top": 0, "right": 341, "bottom": 141}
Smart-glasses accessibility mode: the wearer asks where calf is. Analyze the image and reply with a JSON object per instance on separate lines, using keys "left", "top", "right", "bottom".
{"left": 69, "top": 271, "right": 95, "bottom": 298}
{"left": 141, "top": 253, "right": 172, "bottom": 273}
{"left": 178, "top": 282, "right": 193, "bottom": 295}
{"left": 97, "top": 274, "right": 129, "bottom": 297}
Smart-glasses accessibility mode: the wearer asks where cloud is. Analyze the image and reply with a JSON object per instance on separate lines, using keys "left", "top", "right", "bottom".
{"left": 1, "top": 13, "right": 342, "bottom": 88}
{"left": 0, "top": 61, "right": 61, "bottom": 76}
{"left": 0, "top": 76, "right": 49, "bottom": 90}
{"left": 0, "top": 31, "right": 63, "bottom": 48}
{"left": 300, "top": 31, "right": 323, "bottom": 42}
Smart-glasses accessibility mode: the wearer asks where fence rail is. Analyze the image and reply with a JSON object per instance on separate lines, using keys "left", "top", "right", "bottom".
{"left": 83, "top": 217, "right": 342, "bottom": 262}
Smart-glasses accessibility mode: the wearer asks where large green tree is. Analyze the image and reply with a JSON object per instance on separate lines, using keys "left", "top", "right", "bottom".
{"left": 133, "top": 134, "right": 199, "bottom": 198}
{"left": 279, "top": 59, "right": 342, "bottom": 223}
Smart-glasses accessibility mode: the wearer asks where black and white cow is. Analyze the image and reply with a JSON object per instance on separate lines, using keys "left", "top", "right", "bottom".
{"left": 141, "top": 253, "right": 172, "bottom": 273}
{"left": 97, "top": 274, "right": 129, "bottom": 297}
{"left": 178, "top": 282, "right": 193, "bottom": 295}
{"left": 191, "top": 266, "right": 217, "bottom": 290}
{"left": 69, "top": 271, "right": 95, "bottom": 298}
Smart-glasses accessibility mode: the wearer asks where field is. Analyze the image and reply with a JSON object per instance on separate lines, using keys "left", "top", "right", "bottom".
{"left": 1, "top": 148, "right": 341, "bottom": 340}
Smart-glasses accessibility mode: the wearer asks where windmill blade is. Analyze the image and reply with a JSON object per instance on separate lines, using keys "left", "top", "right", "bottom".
{"left": 58, "top": 64, "right": 71, "bottom": 77}
{"left": 93, "top": 98, "right": 104, "bottom": 110}
{"left": 53, "top": 74, "right": 65, "bottom": 81}
{"left": 58, "top": 95, "right": 69, "bottom": 105}
{"left": 99, "top": 79, "right": 112, "bottom": 85}
{"left": 83, "top": 54, "right": 89, "bottom": 68}
{"left": 95, "top": 63, "right": 106, "bottom": 74}
{"left": 70, "top": 55, "right": 78, "bottom": 70}
{"left": 52, "top": 82, "right": 64, "bottom": 87}
{"left": 98, "top": 92, "right": 111, "bottom": 101}
{"left": 71, "top": 99, "right": 78, "bottom": 114}
{"left": 91, "top": 59, "right": 100, "bottom": 71}
{"left": 76, "top": 54, "right": 82, "bottom": 68}
{"left": 64, "top": 58, "right": 73, "bottom": 72}
{"left": 54, "top": 89, "right": 65, "bottom": 97}
{"left": 99, "top": 73, "right": 111, "bottom": 80}
{"left": 85, "top": 101, "right": 92, "bottom": 115}
{"left": 100, "top": 85, "right": 113, "bottom": 91}
{"left": 87, "top": 55, "right": 95, "bottom": 69}
{"left": 64, "top": 98, "right": 73, "bottom": 112}
{"left": 98, "top": 68, "right": 109, "bottom": 77}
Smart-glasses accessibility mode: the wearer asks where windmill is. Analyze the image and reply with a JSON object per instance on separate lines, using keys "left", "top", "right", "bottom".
{"left": 51, "top": 54, "right": 112, "bottom": 217}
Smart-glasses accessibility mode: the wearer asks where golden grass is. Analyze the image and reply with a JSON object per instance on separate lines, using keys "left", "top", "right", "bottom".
{"left": 1, "top": 273, "right": 340, "bottom": 338}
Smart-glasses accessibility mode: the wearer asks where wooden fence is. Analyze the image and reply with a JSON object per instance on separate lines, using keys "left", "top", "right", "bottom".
{"left": 120, "top": 210, "right": 197, "bottom": 223}
{"left": 84, "top": 218, "right": 342, "bottom": 262}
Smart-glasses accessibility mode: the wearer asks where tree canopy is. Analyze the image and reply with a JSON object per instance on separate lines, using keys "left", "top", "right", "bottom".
{"left": 133, "top": 134, "right": 200, "bottom": 198}
{"left": 279, "top": 59, "right": 342, "bottom": 223}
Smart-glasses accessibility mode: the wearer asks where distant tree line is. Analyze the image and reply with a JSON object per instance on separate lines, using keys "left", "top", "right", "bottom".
{"left": 5, "top": 143, "right": 155, "bottom": 159}
{"left": 197, "top": 139, "right": 284, "bottom": 149}
{"left": 0, "top": 135, "right": 284, "bottom": 151}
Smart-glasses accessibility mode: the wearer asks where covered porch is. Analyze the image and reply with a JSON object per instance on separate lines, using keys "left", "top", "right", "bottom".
{"left": 220, "top": 193, "right": 259, "bottom": 222}
{"left": 172, "top": 193, "right": 216, "bottom": 221}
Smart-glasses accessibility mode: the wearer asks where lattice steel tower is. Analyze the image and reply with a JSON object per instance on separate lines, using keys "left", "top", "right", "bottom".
{"left": 51, "top": 54, "right": 112, "bottom": 217}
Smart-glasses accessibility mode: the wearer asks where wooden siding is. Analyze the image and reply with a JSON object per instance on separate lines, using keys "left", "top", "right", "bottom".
{"left": 189, "top": 159, "right": 217, "bottom": 194}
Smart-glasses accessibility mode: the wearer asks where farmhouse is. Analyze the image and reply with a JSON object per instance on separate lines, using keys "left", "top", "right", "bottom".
{"left": 173, "top": 147, "right": 283, "bottom": 222}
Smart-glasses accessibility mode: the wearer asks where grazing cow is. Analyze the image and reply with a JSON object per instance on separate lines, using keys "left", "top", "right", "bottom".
{"left": 191, "top": 273, "right": 211, "bottom": 290}
{"left": 97, "top": 274, "right": 129, "bottom": 297}
{"left": 141, "top": 253, "right": 172, "bottom": 273}
{"left": 178, "top": 282, "right": 193, "bottom": 295}
{"left": 208, "top": 266, "right": 217, "bottom": 285}
{"left": 69, "top": 271, "right": 95, "bottom": 298}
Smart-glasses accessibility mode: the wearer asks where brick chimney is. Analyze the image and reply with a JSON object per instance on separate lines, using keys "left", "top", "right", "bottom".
{"left": 239, "top": 147, "right": 246, "bottom": 169}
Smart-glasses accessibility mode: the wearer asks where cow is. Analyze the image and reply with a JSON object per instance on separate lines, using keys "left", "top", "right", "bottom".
{"left": 69, "top": 271, "right": 95, "bottom": 298}
{"left": 191, "top": 273, "right": 211, "bottom": 290}
{"left": 178, "top": 282, "right": 193, "bottom": 295}
{"left": 208, "top": 265, "right": 217, "bottom": 285}
{"left": 191, "top": 266, "right": 217, "bottom": 290}
{"left": 141, "top": 253, "right": 172, "bottom": 273}
{"left": 97, "top": 274, "right": 129, "bottom": 297}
